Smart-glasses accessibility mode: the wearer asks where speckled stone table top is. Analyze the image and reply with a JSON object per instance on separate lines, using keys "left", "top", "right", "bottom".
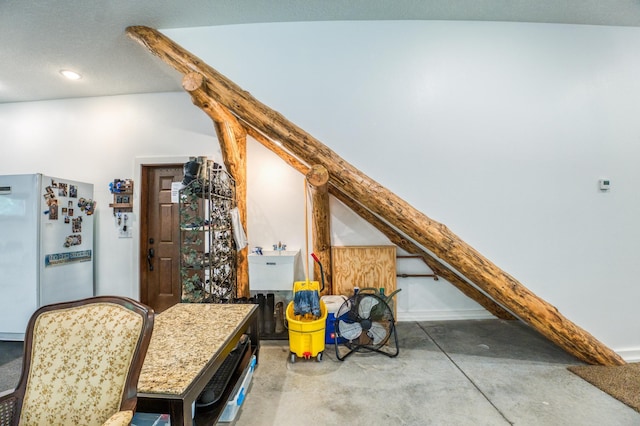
{"left": 138, "top": 303, "right": 256, "bottom": 395}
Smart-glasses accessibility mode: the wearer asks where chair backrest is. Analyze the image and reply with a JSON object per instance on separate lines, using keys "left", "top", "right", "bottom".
{"left": 13, "top": 296, "right": 154, "bottom": 426}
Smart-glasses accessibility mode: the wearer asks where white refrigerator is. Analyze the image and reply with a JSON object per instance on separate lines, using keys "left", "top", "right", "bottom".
{"left": 0, "top": 173, "right": 95, "bottom": 340}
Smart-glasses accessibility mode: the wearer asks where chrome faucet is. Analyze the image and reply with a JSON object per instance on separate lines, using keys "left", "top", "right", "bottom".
{"left": 273, "top": 241, "right": 286, "bottom": 251}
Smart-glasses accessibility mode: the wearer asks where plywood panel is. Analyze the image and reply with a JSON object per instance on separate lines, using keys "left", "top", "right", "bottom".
{"left": 331, "top": 246, "right": 396, "bottom": 300}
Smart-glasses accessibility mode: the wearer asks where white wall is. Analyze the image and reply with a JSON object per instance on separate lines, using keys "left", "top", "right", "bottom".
{"left": 1, "top": 19, "right": 639, "bottom": 360}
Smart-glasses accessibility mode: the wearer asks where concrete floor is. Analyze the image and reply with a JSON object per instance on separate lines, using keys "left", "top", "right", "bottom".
{"left": 2, "top": 320, "right": 638, "bottom": 425}
{"left": 231, "top": 320, "right": 640, "bottom": 426}
{"left": 0, "top": 340, "right": 22, "bottom": 393}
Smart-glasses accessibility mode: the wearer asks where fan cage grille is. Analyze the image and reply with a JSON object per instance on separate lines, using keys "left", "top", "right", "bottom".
{"left": 334, "top": 292, "right": 397, "bottom": 355}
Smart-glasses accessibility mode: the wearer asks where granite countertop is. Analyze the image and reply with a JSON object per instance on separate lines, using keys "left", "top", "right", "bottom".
{"left": 138, "top": 303, "right": 256, "bottom": 395}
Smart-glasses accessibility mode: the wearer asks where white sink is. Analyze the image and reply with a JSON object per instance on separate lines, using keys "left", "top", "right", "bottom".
{"left": 249, "top": 250, "right": 299, "bottom": 291}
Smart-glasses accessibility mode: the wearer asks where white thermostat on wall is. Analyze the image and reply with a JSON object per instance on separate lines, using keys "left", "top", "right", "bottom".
{"left": 599, "top": 179, "right": 611, "bottom": 191}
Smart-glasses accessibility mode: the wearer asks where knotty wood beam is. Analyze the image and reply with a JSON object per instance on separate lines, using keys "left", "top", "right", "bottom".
{"left": 306, "top": 165, "right": 332, "bottom": 294}
{"left": 127, "top": 25, "right": 624, "bottom": 365}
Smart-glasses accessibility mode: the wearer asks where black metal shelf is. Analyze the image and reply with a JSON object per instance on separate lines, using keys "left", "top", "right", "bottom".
{"left": 179, "top": 160, "right": 237, "bottom": 303}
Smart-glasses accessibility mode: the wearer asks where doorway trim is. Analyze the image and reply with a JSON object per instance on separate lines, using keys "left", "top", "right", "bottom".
{"left": 132, "top": 156, "right": 191, "bottom": 301}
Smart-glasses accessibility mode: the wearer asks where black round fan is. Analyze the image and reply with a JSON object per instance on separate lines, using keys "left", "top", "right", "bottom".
{"left": 333, "top": 292, "right": 398, "bottom": 360}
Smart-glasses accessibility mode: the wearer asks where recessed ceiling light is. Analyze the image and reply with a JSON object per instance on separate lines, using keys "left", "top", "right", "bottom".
{"left": 60, "top": 69, "right": 82, "bottom": 80}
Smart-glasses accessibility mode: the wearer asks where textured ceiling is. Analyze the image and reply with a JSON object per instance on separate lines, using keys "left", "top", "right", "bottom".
{"left": 1, "top": 0, "right": 640, "bottom": 104}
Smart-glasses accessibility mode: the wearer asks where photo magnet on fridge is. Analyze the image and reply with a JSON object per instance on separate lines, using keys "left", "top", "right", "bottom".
{"left": 49, "top": 200, "right": 58, "bottom": 220}
{"left": 58, "top": 183, "right": 68, "bottom": 197}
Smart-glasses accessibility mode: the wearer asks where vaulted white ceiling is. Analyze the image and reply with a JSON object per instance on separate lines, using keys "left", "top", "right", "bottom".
{"left": 1, "top": 0, "right": 639, "bottom": 103}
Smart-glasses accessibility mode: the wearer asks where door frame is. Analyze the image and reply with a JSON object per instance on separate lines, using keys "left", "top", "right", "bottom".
{"left": 133, "top": 156, "right": 190, "bottom": 302}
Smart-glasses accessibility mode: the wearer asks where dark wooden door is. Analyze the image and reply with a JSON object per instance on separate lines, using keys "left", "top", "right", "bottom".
{"left": 140, "top": 164, "right": 183, "bottom": 313}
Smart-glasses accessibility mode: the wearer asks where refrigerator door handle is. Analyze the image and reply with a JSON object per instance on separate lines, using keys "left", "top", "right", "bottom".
{"left": 147, "top": 248, "right": 155, "bottom": 271}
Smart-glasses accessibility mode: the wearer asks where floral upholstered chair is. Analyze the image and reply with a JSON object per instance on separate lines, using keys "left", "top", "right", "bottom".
{"left": 0, "top": 296, "right": 154, "bottom": 426}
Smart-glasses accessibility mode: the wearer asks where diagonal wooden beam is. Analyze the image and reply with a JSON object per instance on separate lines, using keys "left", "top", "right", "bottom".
{"left": 126, "top": 25, "right": 624, "bottom": 365}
